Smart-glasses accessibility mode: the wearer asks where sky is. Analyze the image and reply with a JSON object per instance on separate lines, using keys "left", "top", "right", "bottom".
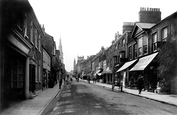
{"left": 29, "top": 0, "right": 177, "bottom": 72}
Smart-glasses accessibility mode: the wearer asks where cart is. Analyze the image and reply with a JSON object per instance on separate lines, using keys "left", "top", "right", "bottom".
{"left": 112, "top": 79, "right": 123, "bottom": 92}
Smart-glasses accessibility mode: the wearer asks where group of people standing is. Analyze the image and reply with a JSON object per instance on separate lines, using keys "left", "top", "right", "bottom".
{"left": 59, "top": 75, "right": 73, "bottom": 89}
{"left": 58, "top": 73, "right": 147, "bottom": 95}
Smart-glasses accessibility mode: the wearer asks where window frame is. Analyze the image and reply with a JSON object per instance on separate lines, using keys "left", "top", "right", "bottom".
{"left": 122, "top": 38, "right": 125, "bottom": 47}
{"left": 161, "top": 27, "right": 167, "bottom": 41}
{"left": 152, "top": 32, "right": 157, "bottom": 52}
{"left": 138, "top": 37, "right": 143, "bottom": 56}
{"left": 35, "top": 29, "right": 38, "bottom": 48}
{"left": 128, "top": 46, "right": 132, "bottom": 60}
{"left": 143, "top": 36, "right": 148, "bottom": 55}
{"left": 134, "top": 44, "right": 137, "bottom": 59}
{"left": 30, "top": 21, "right": 34, "bottom": 44}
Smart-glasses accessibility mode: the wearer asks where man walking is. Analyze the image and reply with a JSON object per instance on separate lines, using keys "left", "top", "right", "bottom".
{"left": 59, "top": 78, "right": 62, "bottom": 89}
{"left": 137, "top": 74, "right": 144, "bottom": 94}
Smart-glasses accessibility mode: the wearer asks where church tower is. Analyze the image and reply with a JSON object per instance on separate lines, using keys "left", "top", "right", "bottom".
{"left": 73, "top": 59, "right": 76, "bottom": 71}
{"left": 59, "top": 37, "right": 63, "bottom": 63}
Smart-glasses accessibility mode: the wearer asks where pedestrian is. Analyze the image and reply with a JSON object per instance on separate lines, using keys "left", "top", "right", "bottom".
{"left": 156, "top": 81, "right": 161, "bottom": 93}
{"left": 70, "top": 77, "right": 73, "bottom": 82}
{"left": 59, "top": 78, "right": 62, "bottom": 89}
{"left": 87, "top": 76, "right": 90, "bottom": 83}
{"left": 93, "top": 74, "right": 96, "bottom": 83}
{"left": 137, "top": 74, "right": 144, "bottom": 94}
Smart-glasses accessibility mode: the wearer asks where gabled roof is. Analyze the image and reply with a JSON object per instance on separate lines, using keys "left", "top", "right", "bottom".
{"left": 130, "top": 22, "right": 155, "bottom": 38}
{"left": 136, "top": 23, "right": 155, "bottom": 30}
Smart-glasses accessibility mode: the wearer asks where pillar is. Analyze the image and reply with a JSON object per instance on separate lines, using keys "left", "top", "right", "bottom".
{"left": 25, "top": 57, "right": 29, "bottom": 99}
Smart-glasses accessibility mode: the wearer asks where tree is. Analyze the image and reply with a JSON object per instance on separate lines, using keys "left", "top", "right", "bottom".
{"left": 157, "top": 40, "right": 177, "bottom": 92}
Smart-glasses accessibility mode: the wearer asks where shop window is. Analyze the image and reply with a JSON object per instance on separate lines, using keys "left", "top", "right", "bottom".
{"left": 11, "top": 59, "right": 25, "bottom": 89}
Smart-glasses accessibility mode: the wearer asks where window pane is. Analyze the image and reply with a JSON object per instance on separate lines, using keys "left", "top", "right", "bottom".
{"left": 138, "top": 47, "right": 142, "bottom": 56}
{"left": 143, "top": 45, "right": 148, "bottom": 54}
{"left": 30, "top": 21, "right": 33, "bottom": 43}
{"left": 129, "top": 46, "right": 132, "bottom": 59}
{"left": 138, "top": 37, "right": 142, "bottom": 48}
{"left": 143, "top": 36, "right": 148, "bottom": 45}
{"left": 153, "top": 33, "right": 157, "bottom": 51}
{"left": 162, "top": 27, "right": 167, "bottom": 41}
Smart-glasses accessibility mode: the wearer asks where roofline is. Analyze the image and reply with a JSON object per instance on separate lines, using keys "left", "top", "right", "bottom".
{"left": 151, "top": 11, "right": 177, "bottom": 29}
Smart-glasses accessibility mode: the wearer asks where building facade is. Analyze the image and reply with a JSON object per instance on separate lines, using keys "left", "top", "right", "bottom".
{"left": 42, "top": 47, "right": 51, "bottom": 88}
{"left": 0, "top": 0, "right": 44, "bottom": 109}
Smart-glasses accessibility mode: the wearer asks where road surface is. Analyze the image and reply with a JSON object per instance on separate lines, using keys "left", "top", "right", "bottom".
{"left": 41, "top": 80, "right": 177, "bottom": 115}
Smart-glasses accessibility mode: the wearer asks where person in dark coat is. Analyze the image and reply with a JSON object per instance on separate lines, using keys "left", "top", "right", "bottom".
{"left": 137, "top": 74, "right": 144, "bottom": 94}
{"left": 59, "top": 78, "right": 62, "bottom": 89}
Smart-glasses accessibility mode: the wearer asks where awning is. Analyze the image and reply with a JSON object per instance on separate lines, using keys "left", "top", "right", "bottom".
{"left": 130, "top": 52, "right": 158, "bottom": 71}
{"left": 96, "top": 70, "right": 101, "bottom": 74}
{"left": 95, "top": 69, "right": 103, "bottom": 76}
{"left": 97, "top": 73, "right": 102, "bottom": 76}
{"left": 116, "top": 59, "right": 137, "bottom": 72}
{"left": 102, "top": 70, "right": 112, "bottom": 74}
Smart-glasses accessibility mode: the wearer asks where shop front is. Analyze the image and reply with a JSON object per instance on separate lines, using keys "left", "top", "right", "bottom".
{"left": 116, "top": 59, "right": 138, "bottom": 87}
{"left": 2, "top": 34, "right": 32, "bottom": 108}
{"left": 130, "top": 52, "right": 159, "bottom": 91}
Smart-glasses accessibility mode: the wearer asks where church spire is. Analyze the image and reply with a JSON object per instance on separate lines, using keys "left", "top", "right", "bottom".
{"left": 59, "top": 37, "right": 63, "bottom": 63}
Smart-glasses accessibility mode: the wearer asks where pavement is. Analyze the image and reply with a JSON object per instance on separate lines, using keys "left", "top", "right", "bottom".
{"left": 0, "top": 80, "right": 177, "bottom": 115}
{"left": 91, "top": 81, "right": 177, "bottom": 107}
{"left": 0, "top": 83, "right": 63, "bottom": 115}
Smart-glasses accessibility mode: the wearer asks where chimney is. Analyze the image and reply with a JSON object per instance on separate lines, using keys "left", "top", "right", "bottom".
{"left": 139, "top": 7, "right": 161, "bottom": 23}
{"left": 41, "top": 24, "right": 45, "bottom": 32}
{"left": 115, "top": 31, "right": 119, "bottom": 41}
{"left": 122, "top": 22, "right": 134, "bottom": 33}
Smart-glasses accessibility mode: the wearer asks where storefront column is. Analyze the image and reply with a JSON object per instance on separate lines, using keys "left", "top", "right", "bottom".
{"left": 25, "top": 57, "right": 30, "bottom": 99}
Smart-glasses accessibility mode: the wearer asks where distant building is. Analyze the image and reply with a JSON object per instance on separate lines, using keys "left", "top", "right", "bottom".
{"left": 42, "top": 47, "right": 51, "bottom": 89}
{"left": 58, "top": 38, "right": 64, "bottom": 63}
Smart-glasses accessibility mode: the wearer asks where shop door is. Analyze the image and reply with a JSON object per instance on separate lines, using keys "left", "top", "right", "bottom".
{"left": 29, "top": 64, "right": 35, "bottom": 93}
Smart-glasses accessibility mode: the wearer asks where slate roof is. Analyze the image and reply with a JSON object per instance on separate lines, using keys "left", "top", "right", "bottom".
{"left": 136, "top": 23, "right": 155, "bottom": 30}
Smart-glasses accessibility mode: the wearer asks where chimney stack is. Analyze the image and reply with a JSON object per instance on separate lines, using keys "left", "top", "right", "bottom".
{"left": 139, "top": 7, "right": 161, "bottom": 23}
{"left": 122, "top": 22, "right": 134, "bottom": 33}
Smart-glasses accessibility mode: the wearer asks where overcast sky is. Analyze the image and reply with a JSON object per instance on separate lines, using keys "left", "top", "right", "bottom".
{"left": 29, "top": 0, "right": 177, "bottom": 72}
